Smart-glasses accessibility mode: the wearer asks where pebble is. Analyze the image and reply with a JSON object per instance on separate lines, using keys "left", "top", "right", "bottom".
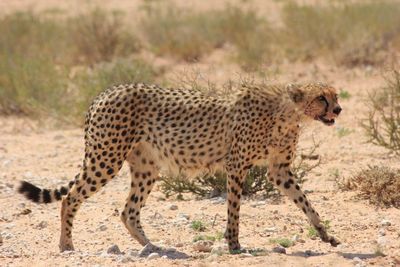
{"left": 193, "top": 240, "right": 213, "bottom": 252}
{"left": 210, "top": 197, "right": 225, "bottom": 204}
{"left": 272, "top": 246, "right": 286, "bottom": 254}
{"left": 378, "top": 228, "right": 385, "bottom": 236}
{"left": 107, "top": 244, "right": 122, "bottom": 255}
{"left": 177, "top": 213, "right": 190, "bottom": 220}
{"left": 175, "top": 242, "right": 184, "bottom": 247}
{"left": 380, "top": 219, "right": 391, "bottom": 227}
{"left": 139, "top": 243, "right": 159, "bottom": 257}
{"left": 147, "top": 252, "right": 160, "bottom": 260}
{"left": 118, "top": 256, "right": 133, "bottom": 263}
{"left": 98, "top": 224, "right": 107, "bottom": 231}
{"left": 168, "top": 204, "right": 178, "bottom": 210}
{"left": 250, "top": 201, "right": 266, "bottom": 208}
{"left": 161, "top": 255, "right": 168, "bottom": 259}
{"left": 240, "top": 253, "right": 254, "bottom": 258}
{"left": 265, "top": 227, "right": 277, "bottom": 233}
{"left": 211, "top": 243, "right": 228, "bottom": 255}
{"left": 0, "top": 232, "right": 3, "bottom": 244}
{"left": 377, "top": 236, "right": 387, "bottom": 246}
{"left": 35, "top": 221, "right": 48, "bottom": 229}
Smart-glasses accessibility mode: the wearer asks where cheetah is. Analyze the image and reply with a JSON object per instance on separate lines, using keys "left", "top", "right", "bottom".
{"left": 18, "top": 82, "right": 342, "bottom": 253}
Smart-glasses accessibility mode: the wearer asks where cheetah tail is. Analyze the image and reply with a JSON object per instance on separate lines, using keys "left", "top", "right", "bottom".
{"left": 18, "top": 176, "right": 76, "bottom": 204}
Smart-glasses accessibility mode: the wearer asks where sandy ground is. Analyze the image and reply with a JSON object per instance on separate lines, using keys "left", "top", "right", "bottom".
{"left": 1, "top": 1, "right": 400, "bottom": 266}
{"left": 1, "top": 63, "right": 400, "bottom": 267}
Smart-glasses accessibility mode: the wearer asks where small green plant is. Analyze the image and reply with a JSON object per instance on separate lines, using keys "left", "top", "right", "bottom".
{"left": 191, "top": 220, "right": 206, "bottom": 232}
{"left": 336, "top": 127, "right": 353, "bottom": 138}
{"left": 374, "top": 245, "right": 386, "bottom": 257}
{"left": 248, "top": 248, "right": 268, "bottom": 256}
{"left": 193, "top": 232, "right": 223, "bottom": 242}
{"left": 307, "top": 227, "right": 318, "bottom": 239}
{"left": 339, "top": 89, "right": 351, "bottom": 99}
{"left": 362, "top": 71, "right": 400, "bottom": 154}
{"left": 270, "top": 238, "right": 293, "bottom": 248}
{"left": 307, "top": 220, "right": 331, "bottom": 239}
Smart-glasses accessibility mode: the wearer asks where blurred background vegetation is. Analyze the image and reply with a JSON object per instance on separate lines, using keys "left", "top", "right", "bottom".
{"left": 1, "top": 0, "right": 400, "bottom": 123}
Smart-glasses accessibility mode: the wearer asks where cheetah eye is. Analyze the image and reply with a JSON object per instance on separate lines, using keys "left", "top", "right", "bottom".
{"left": 318, "top": 95, "right": 326, "bottom": 102}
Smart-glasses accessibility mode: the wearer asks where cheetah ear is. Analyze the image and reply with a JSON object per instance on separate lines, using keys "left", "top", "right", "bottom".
{"left": 286, "top": 83, "right": 304, "bottom": 103}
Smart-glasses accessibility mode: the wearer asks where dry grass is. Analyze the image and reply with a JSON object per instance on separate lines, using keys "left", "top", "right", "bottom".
{"left": 0, "top": 10, "right": 156, "bottom": 122}
{"left": 70, "top": 8, "right": 140, "bottom": 65}
{"left": 342, "top": 166, "right": 400, "bottom": 208}
{"left": 2, "top": 2, "right": 400, "bottom": 120}
{"left": 281, "top": 1, "right": 400, "bottom": 66}
{"left": 141, "top": 3, "right": 224, "bottom": 62}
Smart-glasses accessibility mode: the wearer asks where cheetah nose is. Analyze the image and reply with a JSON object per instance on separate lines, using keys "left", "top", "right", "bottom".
{"left": 333, "top": 106, "right": 342, "bottom": 115}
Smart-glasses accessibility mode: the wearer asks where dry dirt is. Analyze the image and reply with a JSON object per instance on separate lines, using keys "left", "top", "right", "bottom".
{"left": 1, "top": 1, "right": 400, "bottom": 267}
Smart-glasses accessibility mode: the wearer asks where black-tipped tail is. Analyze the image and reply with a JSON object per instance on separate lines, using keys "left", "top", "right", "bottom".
{"left": 18, "top": 180, "right": 72, "bottom": 204}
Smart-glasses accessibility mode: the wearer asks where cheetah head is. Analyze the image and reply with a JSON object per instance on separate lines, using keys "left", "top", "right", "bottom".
{"left": 287, "top": 83, "right": 342, "bottom": 126}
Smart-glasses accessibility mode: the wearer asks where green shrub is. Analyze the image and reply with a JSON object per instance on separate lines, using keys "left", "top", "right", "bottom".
{"left": 270, "top": 237, "right": 293, "bottom": 248}
{"left": 191, "top": 220, "right": 206, "bottom": 232}
{"left": 362, "top": 71, "right": 400, "bottom": 154}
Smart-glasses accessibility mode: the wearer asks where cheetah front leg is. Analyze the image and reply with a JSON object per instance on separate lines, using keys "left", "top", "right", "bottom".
{"left": 267, "top": 157, "right": 340, "bottom": 247}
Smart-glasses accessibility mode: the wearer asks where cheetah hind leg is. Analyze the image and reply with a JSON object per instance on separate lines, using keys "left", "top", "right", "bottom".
{"left": 120, "top": 144, "right": 159, "bottom": 251}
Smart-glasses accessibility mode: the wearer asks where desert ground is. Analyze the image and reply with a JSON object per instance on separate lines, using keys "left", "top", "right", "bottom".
{"left": 1, "top": 1, "right": 400, "bottom": 267}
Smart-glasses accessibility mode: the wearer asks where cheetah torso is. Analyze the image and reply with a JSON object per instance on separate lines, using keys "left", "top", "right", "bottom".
{"left": 85, "top": 83, "right": 301, "bottom": 177}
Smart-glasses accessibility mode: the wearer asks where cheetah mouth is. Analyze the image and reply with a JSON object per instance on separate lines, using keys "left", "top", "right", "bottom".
{"left": 317, "top": 115, "right": 335, "bottom": 126}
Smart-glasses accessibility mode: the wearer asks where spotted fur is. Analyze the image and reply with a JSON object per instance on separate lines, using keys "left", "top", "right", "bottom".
{"left": 18, "top": 82, "right": 342, "bottom": 252}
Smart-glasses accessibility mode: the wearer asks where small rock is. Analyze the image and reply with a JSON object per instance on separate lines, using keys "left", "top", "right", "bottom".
{"left": 377, "top": 236, "right": 387, "bottom": 246}
{"left": 304, "top": 189, "right": 314, "bottom": 194}
{"left": 165, "top": 247, "right": 176, "bottom": 253}
{"left": 36, "top": 221, "right": 48, "bottom": 229}
{"left": 168, "top": 204, "right": 178, "bottom": 211}
{"left": 118, "top": 256, "right": 133, "bottom": 263}
{"left": 353, "top": 257, "right": 362, "bottom": 262}
{"left": 193, "top": 240, "right": 213, "bottom": 252}
{"left": 305, "top": 250, "right": 313, "bottom": 256}
{"left": 265, "top": 227, "right": 277, "bottom": 233}
{"left": 161, "top": 255, "right": 168, "bottom": 259}
{"left": 147, "top": 252, "right": 160, "bottom": 260}
{"left": 250, "top": 201, "right": 266, "bottom": 208}
{"left": 98, "top": 224, "right": 107, "bottom": 231}
{"left": 20, "top": 209, "right": 31, "bottom": 215}
{"left": 177, "top": 213, "right": 190, "bottom": 220}
{"left": 107, "top": 244, "right": 122, "bottom": 255}
{"left": 0, "top": 233, "right": 3, "bottom": 244}
{"left": 272, "top": 246, "right": 286, "bottom": 254}
{"left": 175, "top": 242, "right": 184, "bottom": 247}
{"left": 240, "top": 253, "right": 253, "bottom": 258}
{"left": 210, "top": 197, "right": 225, "bottom": 205}
{"left": 291, "top": 234, "right": 299, "bottom": 243}
{"left": 211, "top": 243, "right": 228, "bottom": 255}
{"left": 126, "top": 249, "right": 138, "bottom": 257}
{"left": 380, "top": 219, "right": 391, "bottom": 227}
{"left": 139, "top": 243, "right": 159, "bottom": 257}
{"left": 378, "top": 228, "right": 386, "bottom": 236}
